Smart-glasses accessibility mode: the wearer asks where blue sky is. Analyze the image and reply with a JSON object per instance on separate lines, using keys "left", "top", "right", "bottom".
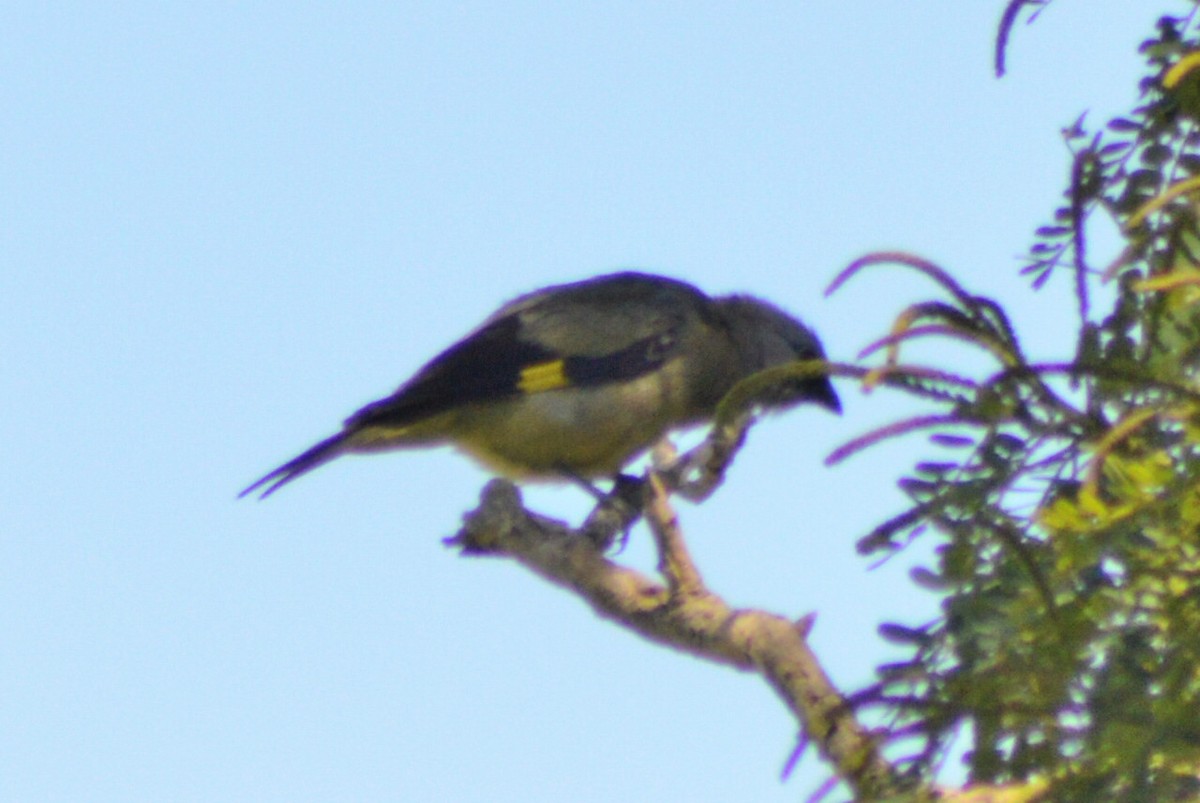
{"left": 2, "top": 3, "right": 1171, "bottom": 800}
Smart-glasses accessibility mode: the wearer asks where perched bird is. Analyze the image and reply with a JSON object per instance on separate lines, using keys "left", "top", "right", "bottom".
{"left": 240, "top": 271, "right": 840, "bottom": 499}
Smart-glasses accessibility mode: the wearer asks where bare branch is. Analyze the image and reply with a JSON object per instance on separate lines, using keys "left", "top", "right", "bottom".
{"left": 994, "top": 1, "right": 1049, "bottom": 78}
{"left": 645, "top": 473, "right": 704, "bottom": 595}
{"left": 827, "top": 251, "right": 978, "bottom": 311}
{"left": 446, "top": 480, "right": 919, "bottom": 801}
{"left": 826, "top": 414, "right": 966, "bottom": 466}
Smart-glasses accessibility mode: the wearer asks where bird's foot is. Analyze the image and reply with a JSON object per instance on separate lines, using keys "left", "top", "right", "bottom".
{"left": 581, "top": 473, "right": 647, "bottom": 552}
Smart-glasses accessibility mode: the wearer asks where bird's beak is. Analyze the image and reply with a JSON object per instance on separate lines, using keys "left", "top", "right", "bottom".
{"left": 813, "top": 377, "right": 842, "bottom": 415}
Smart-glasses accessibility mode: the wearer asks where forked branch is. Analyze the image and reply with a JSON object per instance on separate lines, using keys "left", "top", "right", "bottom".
{"left": 446, "top": 478, "right": 914, "bottom": 801}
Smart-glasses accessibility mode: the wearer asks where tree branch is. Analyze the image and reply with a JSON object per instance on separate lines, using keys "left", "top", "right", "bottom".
{"left": 446, "top": 478, "right": 917, "bottom": 801}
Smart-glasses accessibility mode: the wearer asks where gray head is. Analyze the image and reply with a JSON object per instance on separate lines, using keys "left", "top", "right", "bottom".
{"left": 713, "top": 294, "right": 841, "bottom": 414}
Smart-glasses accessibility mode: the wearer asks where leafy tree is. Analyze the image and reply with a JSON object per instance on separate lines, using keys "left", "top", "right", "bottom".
{"left": 452, "top": 5, "right": 1200, "bottom": 800}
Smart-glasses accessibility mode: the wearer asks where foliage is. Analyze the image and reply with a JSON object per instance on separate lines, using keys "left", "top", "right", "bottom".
{"left": 834, "top": 8, "right": 1200, "bottom": 799}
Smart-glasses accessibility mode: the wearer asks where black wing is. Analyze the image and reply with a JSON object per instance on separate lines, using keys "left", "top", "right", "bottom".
{"left": 348, "top": 272, "right": 704, "bottom": 430}
{"left": 345, "top": 314, "right": 553, "bottom": 428}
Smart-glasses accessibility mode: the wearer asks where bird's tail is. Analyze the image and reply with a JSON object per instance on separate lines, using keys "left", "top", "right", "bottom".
{"left": 239, "top": 432, "right": 350, "bottom": 500}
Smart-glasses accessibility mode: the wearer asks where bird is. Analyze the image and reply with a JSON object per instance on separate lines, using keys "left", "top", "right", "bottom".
{"left": 240, "top": 271, "right": 840, "bottom": 499}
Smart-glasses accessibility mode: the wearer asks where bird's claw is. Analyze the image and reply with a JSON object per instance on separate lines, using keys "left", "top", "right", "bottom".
{"left": 582, "top": 474, "right": 647, "bottom": 551}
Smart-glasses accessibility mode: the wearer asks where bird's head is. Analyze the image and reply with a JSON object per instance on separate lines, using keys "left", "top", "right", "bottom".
{"left": 714, "top": 295, "right": 841, "bottom": 414}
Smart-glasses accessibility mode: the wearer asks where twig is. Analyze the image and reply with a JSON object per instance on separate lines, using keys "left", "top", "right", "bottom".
{"left": 645, "top": 473, "right": 704, "bottom": 595}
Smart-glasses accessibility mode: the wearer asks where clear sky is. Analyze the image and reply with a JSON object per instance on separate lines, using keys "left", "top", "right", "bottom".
{"left": 2, "top": 3, "right": 1171, "bottom": 801}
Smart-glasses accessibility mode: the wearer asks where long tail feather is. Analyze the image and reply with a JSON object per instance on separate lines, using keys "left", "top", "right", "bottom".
{"left": 239, "top": 432, "right": 350, "bottom": 500}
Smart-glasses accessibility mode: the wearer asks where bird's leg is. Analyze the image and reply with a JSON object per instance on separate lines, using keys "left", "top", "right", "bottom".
{"left": 585, "top": 474, "right": 647, "bottom": 552}
{"left": 559, "top": 469, "right": 608, "bottom": 502}
{"left": 561, "top": 470, "right": 647, "bottom": 551}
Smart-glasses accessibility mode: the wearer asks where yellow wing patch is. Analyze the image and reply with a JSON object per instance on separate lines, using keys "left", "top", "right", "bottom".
{"left": 517, "top": 359, "right": 571, "bottom": 393}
